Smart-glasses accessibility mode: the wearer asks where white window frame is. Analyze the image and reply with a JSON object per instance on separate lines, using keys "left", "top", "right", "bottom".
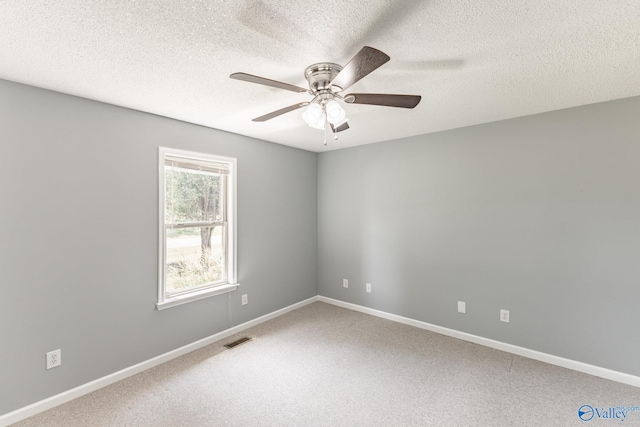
{"left": 157, "top": 147, "right": 237, "bottom": 310}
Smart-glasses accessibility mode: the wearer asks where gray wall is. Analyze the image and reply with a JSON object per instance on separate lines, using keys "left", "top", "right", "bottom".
{"left": 318, "top": 96, "right": 640, "bottom": 376}
{"left": 0, "top": 79, "right": 317, "bottom": 415}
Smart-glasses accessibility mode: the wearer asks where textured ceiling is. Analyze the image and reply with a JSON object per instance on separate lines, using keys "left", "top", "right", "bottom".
{"left": 1, "top": 1, "right": 639, "bottom": 152}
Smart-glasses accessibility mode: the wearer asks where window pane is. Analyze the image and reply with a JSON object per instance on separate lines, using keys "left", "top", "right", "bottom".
{"left": 165, "top": 167, "right": 223, "bottom": 224}
{"left": 165, "top": 226, "right": 225, "bottom": 294}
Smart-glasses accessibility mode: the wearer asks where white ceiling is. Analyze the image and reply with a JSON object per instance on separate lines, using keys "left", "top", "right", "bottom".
{"left": 1, "top": 1, "right": 639, "bottom": 152}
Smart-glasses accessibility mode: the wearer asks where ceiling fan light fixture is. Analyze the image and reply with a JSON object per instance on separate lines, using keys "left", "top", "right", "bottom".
{"left": 325, "top": 100, "right": 346, "bottom": 124}
{"left": 301, "top": 103, "right": 323, "bottom": 126}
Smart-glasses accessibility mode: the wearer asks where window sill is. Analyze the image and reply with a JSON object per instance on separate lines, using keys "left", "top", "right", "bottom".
{"left": 156, "top": 283, "right": 239, "bottom": 310}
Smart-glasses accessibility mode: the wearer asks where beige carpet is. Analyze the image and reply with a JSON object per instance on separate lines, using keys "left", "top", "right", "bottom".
{"left": 13, "top": 302, "right": 640, "bottom": 426}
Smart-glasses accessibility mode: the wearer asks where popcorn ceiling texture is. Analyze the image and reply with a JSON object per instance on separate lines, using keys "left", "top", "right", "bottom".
{"left": 1, "top": 0, "right": 639, "bottom": 151}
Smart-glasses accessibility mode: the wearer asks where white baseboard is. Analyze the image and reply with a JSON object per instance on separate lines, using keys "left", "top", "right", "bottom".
{"left": 0, "top": 296, "right": 319, "bottom": 427}
{"left": 318, "top": 296, "right": 640, "bottom": 389}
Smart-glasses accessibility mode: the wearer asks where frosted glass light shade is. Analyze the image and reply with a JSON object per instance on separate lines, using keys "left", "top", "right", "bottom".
{"left": 325, "top": 100, "right": 346, "bottom": 124}
{"left": 309, "top": 113, "right": 326, "bottom": 129}
{"left": 302, "top": 103, "right": 323, "bottom": 125}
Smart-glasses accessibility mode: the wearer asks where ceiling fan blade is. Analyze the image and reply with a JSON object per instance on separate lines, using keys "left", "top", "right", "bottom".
{"left": 345, "top": 93, "right": 421, "bottom": 109}
{"left": 252, "top": 102, "right": 309, "bottom": 122}
{"left": 230, "top": 72, "right": 308, "bottom": 93}
{"left": 330, "top": 122, "right": 350, "bottom": 133}
{"left": 329, "top": 46, "right": 390, "bottom": 91}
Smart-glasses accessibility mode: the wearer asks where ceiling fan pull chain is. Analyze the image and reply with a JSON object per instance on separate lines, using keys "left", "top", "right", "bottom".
{"left": 323, "top": 121, "right": 328, "bottom": 146}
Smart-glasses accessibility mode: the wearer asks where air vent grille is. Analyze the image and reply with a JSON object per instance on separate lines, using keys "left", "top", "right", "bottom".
{"left": 224, "top": 336, "right": 253, "bottom": 349}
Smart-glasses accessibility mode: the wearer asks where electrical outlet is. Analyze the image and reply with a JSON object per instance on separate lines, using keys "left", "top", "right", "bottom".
{"left": 458, "top": 301, "right": 466, "bottom": 314}
{"left": 366, "top": 283, "right": 372, "bottom": 293}
{"left": 241, "top": 294, "right": 248, "bottom": 306}
{"left": 343, "top": 279, "right": 348, "bottom": 288}
{"left": 46, "top": 349, "right": 61, "bottom": 369}
{"left": 500, "top": 309, "right": 510, "bottom": 323}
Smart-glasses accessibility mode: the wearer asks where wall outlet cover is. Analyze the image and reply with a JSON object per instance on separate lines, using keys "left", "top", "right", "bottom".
{"left": 46, "top": 349, "right": 61, "bottom": 369}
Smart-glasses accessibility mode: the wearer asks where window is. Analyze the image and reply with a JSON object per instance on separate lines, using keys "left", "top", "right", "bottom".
{"left": 157, "top": 147, "right": 237, "bottom": 310}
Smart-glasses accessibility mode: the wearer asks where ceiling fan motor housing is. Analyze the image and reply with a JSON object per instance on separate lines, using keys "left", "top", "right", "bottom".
{"left": 304, "top": 63, "right": 343, "bottom": 94}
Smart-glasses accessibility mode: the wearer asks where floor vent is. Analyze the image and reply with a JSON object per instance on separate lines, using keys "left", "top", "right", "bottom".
{"left": 224, "top": 336, "right": 253, "bottom": 349}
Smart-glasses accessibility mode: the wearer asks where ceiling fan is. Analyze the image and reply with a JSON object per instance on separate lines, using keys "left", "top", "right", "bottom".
{"left": 230, "top": 46, "right": 421, "bottom": 145}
